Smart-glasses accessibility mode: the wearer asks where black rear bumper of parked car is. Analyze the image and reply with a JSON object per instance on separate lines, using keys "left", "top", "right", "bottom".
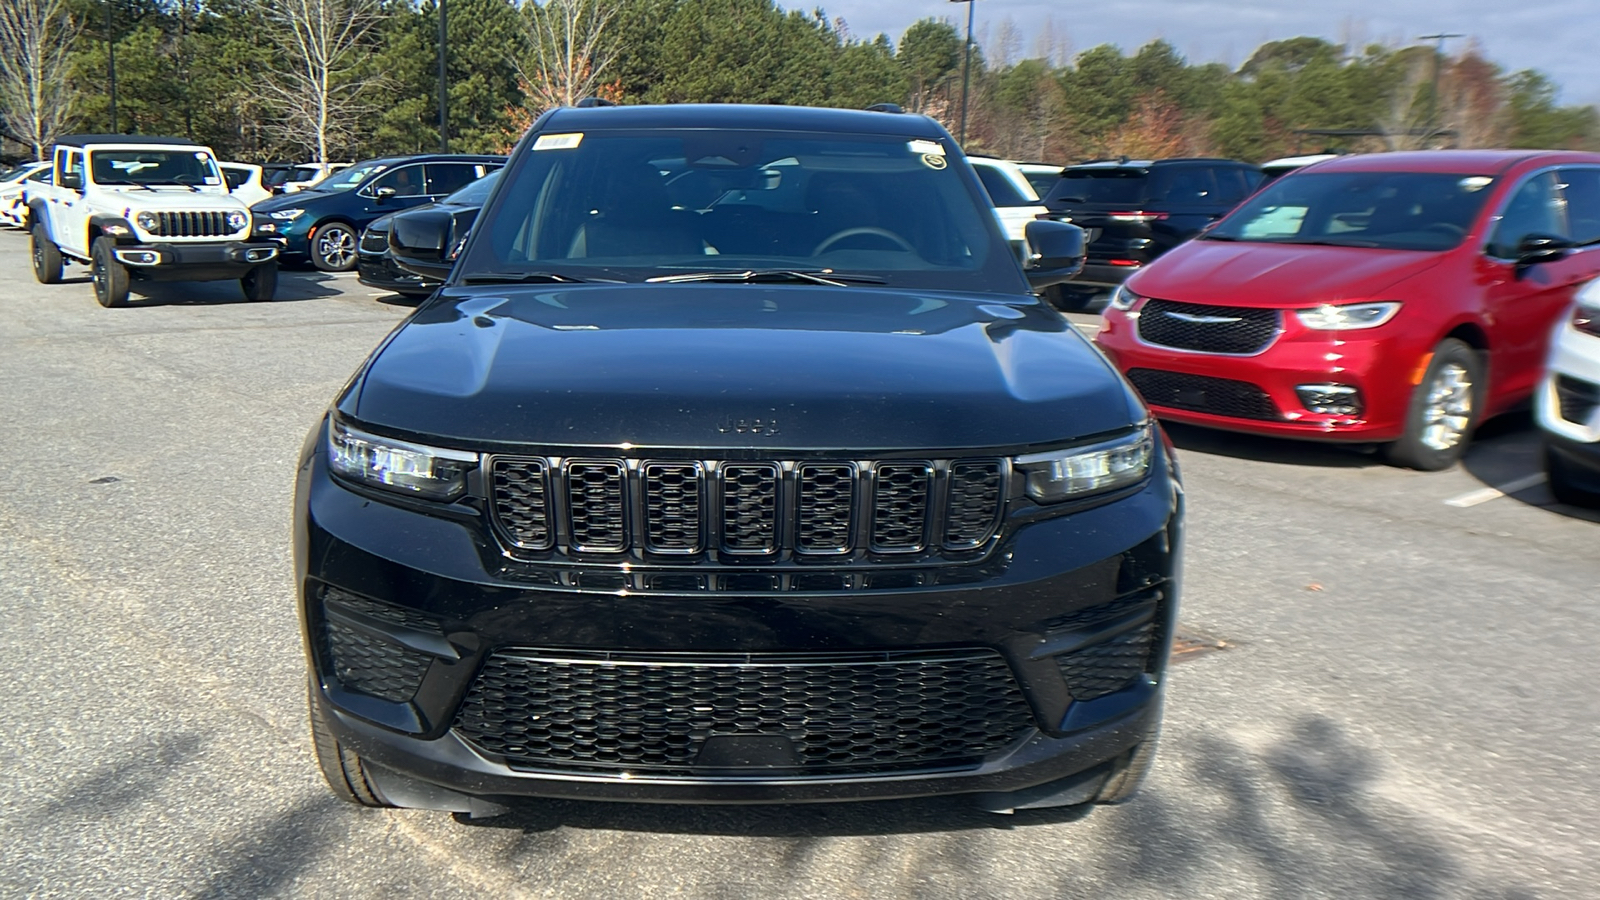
{"left": 294, "top": 417, "right": 1182, "bottom": 811}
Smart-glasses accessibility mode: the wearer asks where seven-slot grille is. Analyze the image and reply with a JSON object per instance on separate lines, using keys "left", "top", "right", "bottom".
{"left": 488, "top": 456, "right": 1005, "bottom": 560}
{"left": 1137, "top": 298, "right": 1280, "bottom": 354}
{"left": 452, "top": 648, "right": 1034, "bottom": 776}
{"left": 149, "top": 210, "right": 240, "bottom": 238}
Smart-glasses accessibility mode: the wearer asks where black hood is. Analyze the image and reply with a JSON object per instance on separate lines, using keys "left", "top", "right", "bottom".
{"left": 348, "top": 284, "right": 1139, "bottom": 451}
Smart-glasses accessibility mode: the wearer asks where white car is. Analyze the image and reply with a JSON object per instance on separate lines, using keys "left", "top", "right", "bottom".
{"left": 1538, "top": 278, "right": 1600, "bottom": 507}
{"left": 1259, "top": 153, "right": 1338, "bottom": 184}
{"left": 219, "top": 162, "right": 274, "bottom": 207}
{"left": 280, "top": 162, "right": 351, "bottom": 193}
{"left": 967, "top": 156, "right": 1049, "bottom": 246}
{"left": 1015, "top": 161, "right": 1064, "bottom": 198}
{"left": 28, "top": 135, "right": 282, "bottom": 307}
{"left": 0, "top": 161, "right": 50, "bottom": 228}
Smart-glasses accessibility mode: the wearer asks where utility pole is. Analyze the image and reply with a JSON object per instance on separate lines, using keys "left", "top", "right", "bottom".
{"left": 1417, "top": 32, "right": 1462, "bottom": 145}
{"left": 106, "top": 0, "right": 117, "bottom": 133}
{"left": 950, "top": 0, "right": 976, "bottom": 145}
{"left": 437, "top": 0, "right": 449, "bottom": 153}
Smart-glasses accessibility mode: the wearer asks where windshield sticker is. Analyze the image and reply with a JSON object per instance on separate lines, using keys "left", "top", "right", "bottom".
{"left": 922, "top": 154, "right": 947, "bottom": 170}
{"left": 111, "top": 160, "right": 157, "bottom": 174}
{"left": 534, "top": 133, "right": 584, "bottom": 151}
{"left": 907, "top": 140, "right": 944, "bottom": 156}
{"left": 1459, "top": 176, "right": 1492, "bottom": 192}
{"left": 203, "top": 176, "right": 220, "bottom": 185}
{"left": 194, "top": 152, "right": 209, "bottom": 160}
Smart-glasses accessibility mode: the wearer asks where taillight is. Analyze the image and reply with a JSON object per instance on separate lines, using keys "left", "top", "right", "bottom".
{"left": 1109, "top": 259, "right": 1142, "bottom": 267}
{"left": 1106, "top": 211, "right": 1169, "bottom": 223}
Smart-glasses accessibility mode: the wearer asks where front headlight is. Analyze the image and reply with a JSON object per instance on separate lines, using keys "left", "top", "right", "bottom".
{"left": 1015, "top": 423, "right": 1153, "bottom": 503}
{"left": 1109, "top": 284, "right": 1143, "bottom": 311}
{"left": 134, "top": 210, "right": 160, "bottom": 233}
{"left": 270, "top": 208, "right": 305, "bottom": 221}
{"left": 226, "top": 210, "right": 249, "bottom": 231}
{"left": 1295, "top": 301, "right": 1401, "bottom": 330}
{"left": 327, "top": 418, "right": 477, "bottom": 501}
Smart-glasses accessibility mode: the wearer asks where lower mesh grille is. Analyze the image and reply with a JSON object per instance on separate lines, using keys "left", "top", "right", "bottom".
{"left": 1556, "top": 375, "right": 1600, "bottom": 424}
{"left": 324, "top": 619, "right": 431, "bottom": 702}
{"left": 1127, "top": 368, "right": 1280, "bottom": 421}
{"left": 453, "top": 649, "right": 1034, "bottom": 776}
{"left": 1056, "top": 623, "right": 1155, "bottom": 701}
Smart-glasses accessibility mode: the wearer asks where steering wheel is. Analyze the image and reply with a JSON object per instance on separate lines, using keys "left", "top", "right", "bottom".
{"left": 813, "top": 227, "right": 916, "bottom": 256}
{"left": 1423, "top": 223, "right": 1465, "bottom": 238}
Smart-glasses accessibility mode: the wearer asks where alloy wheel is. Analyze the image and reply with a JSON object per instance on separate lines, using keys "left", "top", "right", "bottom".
{"left": 318, "top": 228, "right": 356, "bottom": 269}
{"left": 1420, "top": 362, "right": 1472, "bottom": 451}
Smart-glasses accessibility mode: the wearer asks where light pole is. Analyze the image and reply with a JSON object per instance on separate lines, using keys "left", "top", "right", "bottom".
{"left": 106, "top": 0, "right": 117, "bottom": 133}
{"left": 1417, "top": 32, "right": 1462, "bottom": 145}
{"left": 437, "top": 0, "right": 449, "bottom": 153}
{"left": 950, "top": 0, "right": 975, "bottom": 146}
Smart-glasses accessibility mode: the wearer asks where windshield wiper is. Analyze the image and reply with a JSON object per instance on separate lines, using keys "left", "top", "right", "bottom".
{"left": 461, "top": 272, "right": 603, "bottom": 285}
{"left": 645, "top": 269, "right": 886, "bottom": 286}
{"left": 97, "top": 179, "right": 155, "bottom": 191}
{"left": 1266, "top": 238, "right": 1382, "bottom": 248}
{"left": 1199, "top": 233, "right": 1240, "bottom": 241}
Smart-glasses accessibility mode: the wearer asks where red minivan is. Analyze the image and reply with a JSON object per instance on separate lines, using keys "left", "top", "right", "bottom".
{"left": 1095, "top": 150, "right": 1600, "bottom": 469}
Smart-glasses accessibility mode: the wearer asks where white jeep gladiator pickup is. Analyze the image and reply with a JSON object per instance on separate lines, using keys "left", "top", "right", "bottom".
{"left": 28, "top": 135, "right": 283, "bottom": 307}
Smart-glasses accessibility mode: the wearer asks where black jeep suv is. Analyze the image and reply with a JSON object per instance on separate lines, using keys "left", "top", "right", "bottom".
{"left": 1040, "top": 157, "right": 1262, "bottom": 308}
{"left": 294, "top": 103, "right": 1182, "bottom": 816}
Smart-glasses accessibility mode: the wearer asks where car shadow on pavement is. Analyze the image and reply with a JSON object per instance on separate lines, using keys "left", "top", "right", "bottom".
{"left": 119, "top": 271, "right": 344, "bottom": 306}
{"left": 438, "top": 716, "right": 1540, "bottom": 898}
{"left": 1162, "top": 421, "right": 1383, "bottom": 469}
{"left": 1462, "top": 411, "right": 1600, "bottom": 524}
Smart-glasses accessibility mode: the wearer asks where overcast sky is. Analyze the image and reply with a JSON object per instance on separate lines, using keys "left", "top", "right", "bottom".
{"left": 780, "top": 0, "right": 1599, "bottom": 106}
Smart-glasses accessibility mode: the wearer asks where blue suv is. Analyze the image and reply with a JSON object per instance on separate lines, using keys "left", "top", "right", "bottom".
{"left": 252, "top": 154, "right": 503, "bottom": 271}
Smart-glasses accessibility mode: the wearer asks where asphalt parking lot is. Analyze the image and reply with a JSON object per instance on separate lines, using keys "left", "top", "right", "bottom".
{"left": 1, "top": 230, "right": 1597, "bottom": 899}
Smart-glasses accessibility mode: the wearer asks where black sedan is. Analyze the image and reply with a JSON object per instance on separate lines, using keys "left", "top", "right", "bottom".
{"left": 357, "top": 171, "right": 500, "bottom": 298}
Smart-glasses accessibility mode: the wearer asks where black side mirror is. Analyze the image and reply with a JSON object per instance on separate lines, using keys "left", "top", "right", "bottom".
{"left": 1023, "top": 219, "right": 1086, "bottom": 290}
{"left": 389, "top": 208, "right": 459, "bottom": 281}
{"left": 1516, "top": 233, "right": 1572, "bottom": 270}
{"left": 60, "top": 171, "right": 82, "bottom": 191}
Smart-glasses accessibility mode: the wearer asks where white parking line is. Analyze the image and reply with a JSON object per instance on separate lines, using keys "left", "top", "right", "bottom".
{"left": 1443, "top": 472, "right": 1548, "bottom": 508}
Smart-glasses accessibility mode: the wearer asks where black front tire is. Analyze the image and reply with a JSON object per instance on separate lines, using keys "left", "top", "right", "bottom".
{"left": 1383, "top": 338, "right": 1483, "bottom": 471}
{"left": 241, "top": 263, "right": 279, "bottom": 301}
{"left": 310, "top": 222, "right": 358, "bottom": 272}
{"left": 91, "top": 236, "right": 131, "bottom": 308}
{"left": 1545, "top": 444, "right": 1600, "bottom": 508}
{"left": 308, "top": 682, "right": 393, "bottom": 807}
{"left": 32, "top": 224, "right": 62, "bottom": 284}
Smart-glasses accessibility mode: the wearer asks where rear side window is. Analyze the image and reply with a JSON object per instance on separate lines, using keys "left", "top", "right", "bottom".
{"left": 1212, "top": 167, "right": 1256, "bottom": 205}
{"left": 1487, "top": 172, "right": 1568, "bottom": 259}
{"left": 1047, "top": 170, "right": 1148, "bottom": 206}
{"left": 1149, "top": 167, "right": 1217, "bottom": 204}
{"left": 425, "top": 163, "right": 481, "bottom": 196}
{"left": 972, "top": 165, "right": 1035, "bottom": 208}
{"left": 1559, "top": 168, "right": 1600, "bottom": 245}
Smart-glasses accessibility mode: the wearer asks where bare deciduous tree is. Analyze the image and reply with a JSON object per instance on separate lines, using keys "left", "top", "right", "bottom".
{"left": 259, "top": 0, "right": 385, "bottom": 164}
{"left": 514, "top": 0, "right": 622, "bottom": 113}
{"left": 1376, "top": 55, "right": 1433, "bottom": 151}
{"left": 0, "top": 0, "right": 81, "bottom": 159}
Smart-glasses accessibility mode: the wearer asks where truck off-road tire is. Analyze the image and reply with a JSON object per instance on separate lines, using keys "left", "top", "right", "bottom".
{"left": 310, "top": 222, "right": 358, "bottom": 272}
{"left": 1094, "top": 722, "right": 1161, "bottom": 804}
{"left": 1383, "top": 338, "right": 1482, "bottom": 471}
{"left": 90, "top": 236, "right": 131, "bottom": 308}
{"left": 241, "top": 263, "right": 279, "bottom": 301}
{"left": 31, "top": 224, "right": 62, "bottom": 284}
{"left": 1546, "top": 444, "right": 1600, "bottom": 508}
{"left": 308, "top": 681, "right": 392, "bottom": 807}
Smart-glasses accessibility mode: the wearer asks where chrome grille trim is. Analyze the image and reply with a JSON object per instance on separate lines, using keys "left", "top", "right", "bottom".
{"left": 151, "top": 210, "right": 240, "bottom": 238}
{"left": 564, "top": 459, "right": 628, "bottom": 552}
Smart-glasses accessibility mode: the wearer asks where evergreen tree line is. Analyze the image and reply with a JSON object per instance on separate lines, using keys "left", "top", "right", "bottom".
{"left": 2, "top": 0, "right": 1594, "bottom": 165}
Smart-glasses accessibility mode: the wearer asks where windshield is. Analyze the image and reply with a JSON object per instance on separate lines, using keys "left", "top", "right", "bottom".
{"left": 89, "top": 149, "right": 223, "bottom": 187}
{"left": 460, "top": 130, "right": 1017, "bottom": 291}
{"left": 312, "top": 162, "right": 387, "bottom": 192}
{"left": 1209, "top": 171, "right": 1496, "bottom": 251}
{"left": 444, "top": 170, "right": 500, "bottom": 206}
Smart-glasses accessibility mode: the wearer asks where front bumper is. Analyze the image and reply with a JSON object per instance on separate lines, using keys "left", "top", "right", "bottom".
{"left": 357, "top": 252, "right": 434, "bottom": 296}
{"left": 1096, "top": 304, "right": 1424, "bottom": 442}
{"left": 112, "top": 239, "right": 282, "bottom": 281}
{"left": 294, "top": 419, "right": 1182, "bottom": 807}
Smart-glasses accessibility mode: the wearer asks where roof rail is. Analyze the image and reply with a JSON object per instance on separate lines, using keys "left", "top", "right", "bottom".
{"left": 575, "top": 97, "right": 617, "bottom": 108}
{"left": 865, "top": 103, "right": 904, "bottom": 114}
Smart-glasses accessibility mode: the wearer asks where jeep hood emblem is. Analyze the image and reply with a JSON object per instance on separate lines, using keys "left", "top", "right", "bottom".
{"left": 718, "top": 417, "right": 780, "bottom": 436}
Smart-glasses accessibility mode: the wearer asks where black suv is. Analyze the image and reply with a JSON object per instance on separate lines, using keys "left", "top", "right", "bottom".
{"left": 1040, "top": 157, "right": 1262, "bottom": 306}
{"left": 295, "top": 103, "right": 1181, "bottom": 817}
